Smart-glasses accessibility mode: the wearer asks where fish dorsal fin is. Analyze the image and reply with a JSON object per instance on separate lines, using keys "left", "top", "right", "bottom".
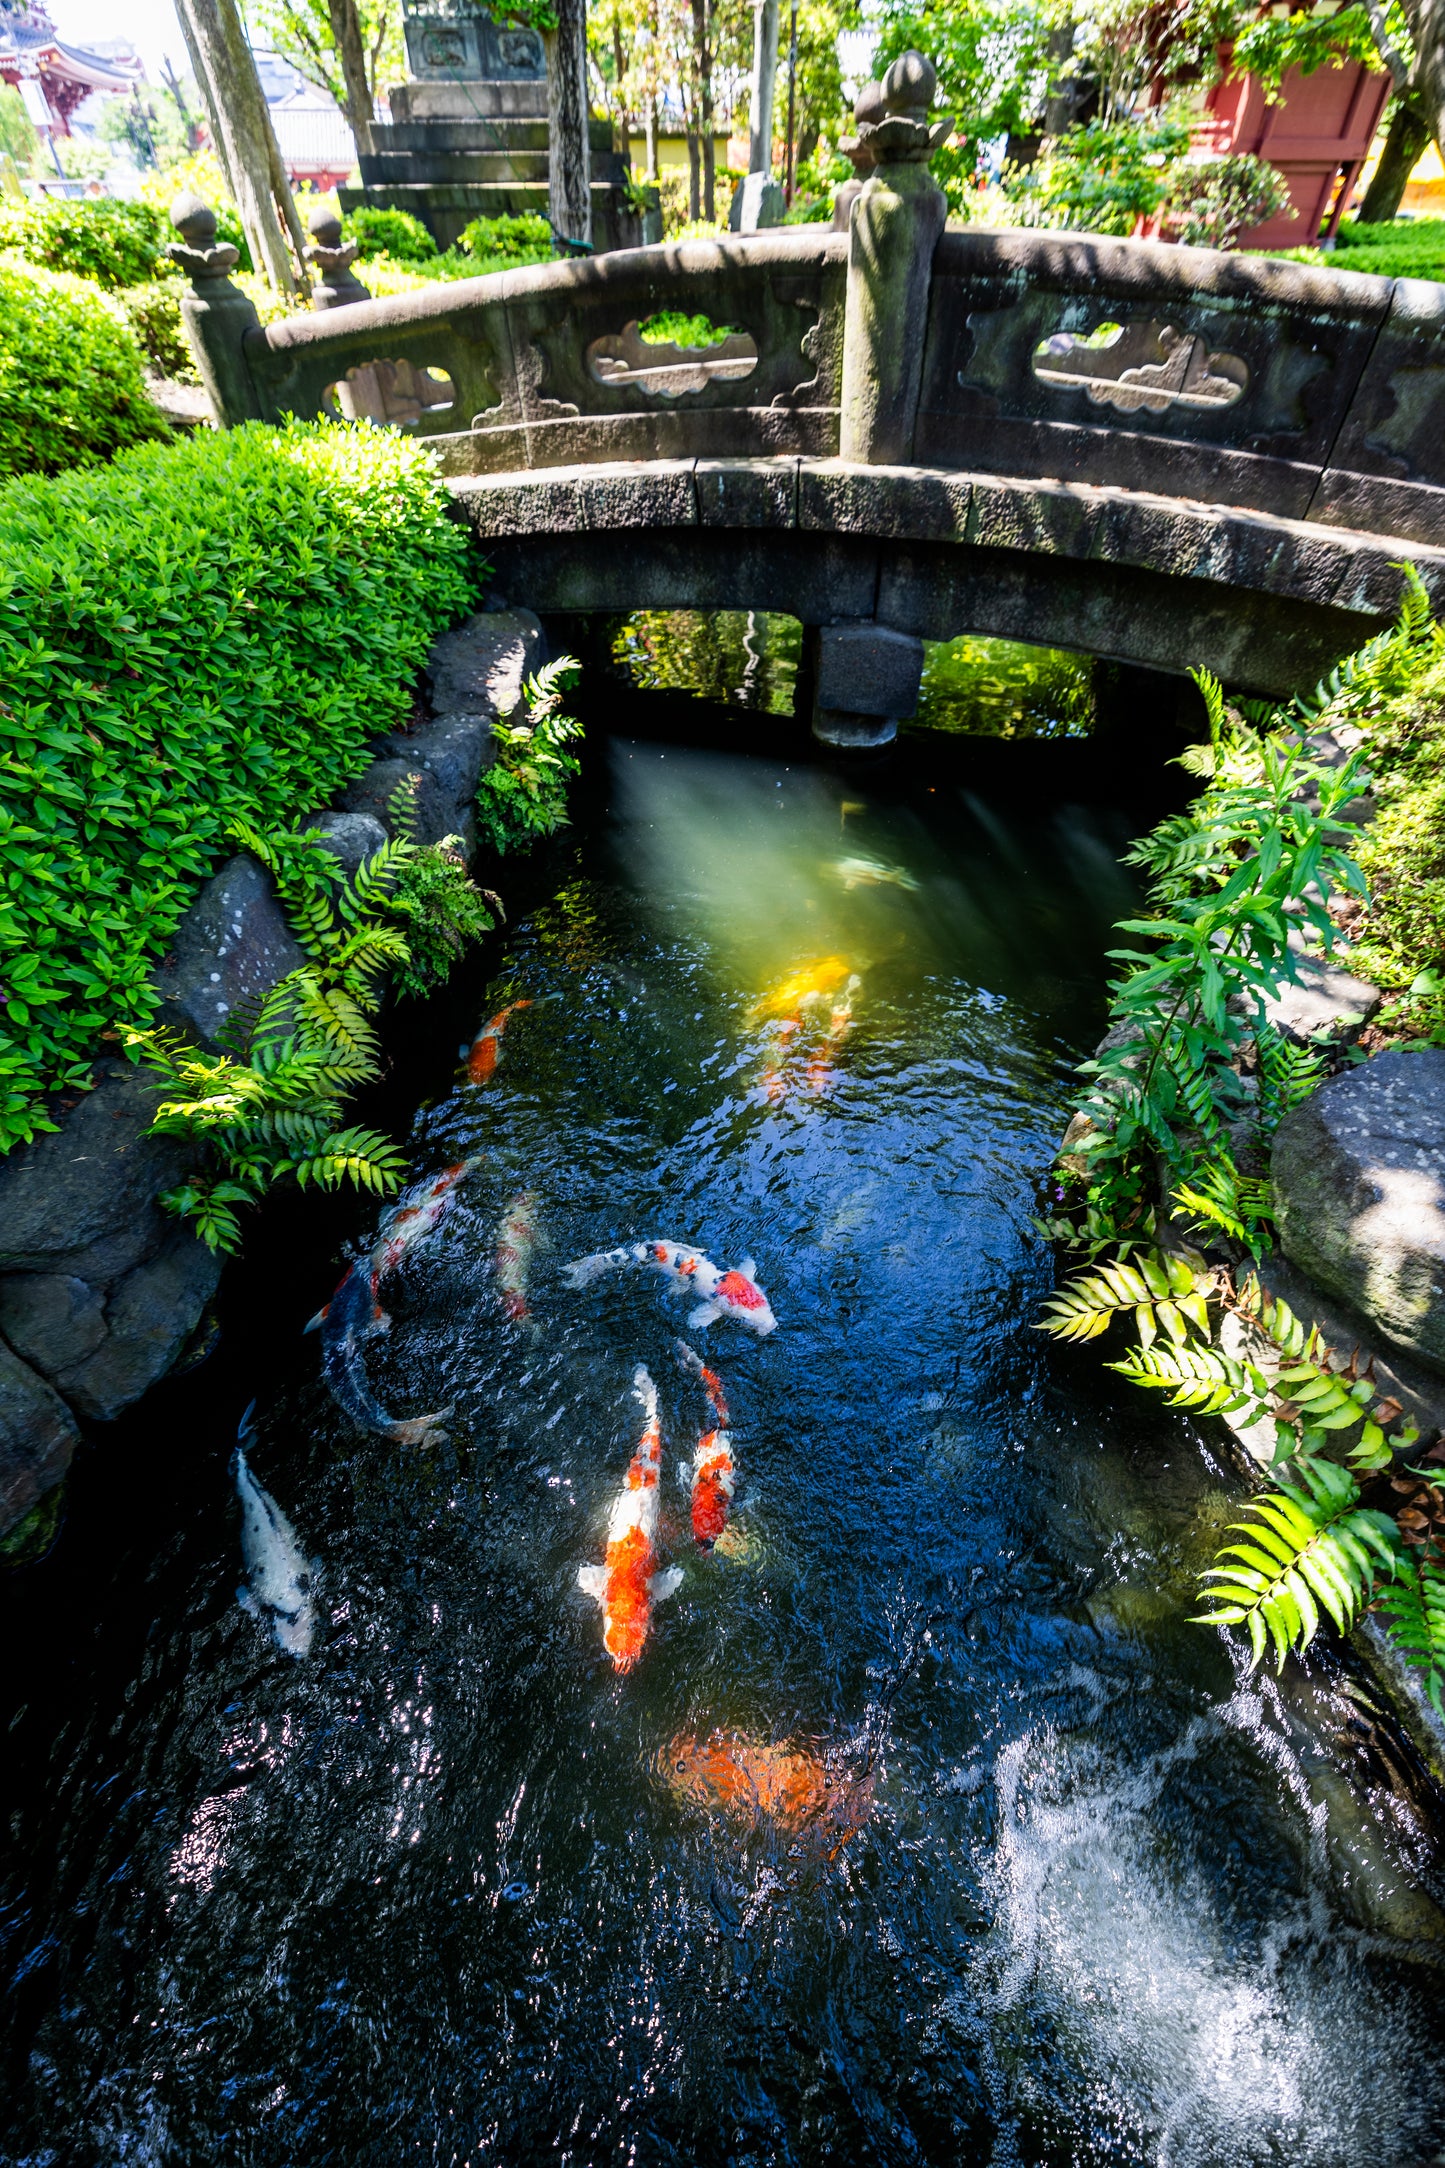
{"left": 650, "top": 1566, "right": 684, "bottom": 1604}
{"left": 577, "top": 1564, "right": 608, "bottom": 1604}
{"left": 738, "top": 1258, "right": 757, "bottom": 1280}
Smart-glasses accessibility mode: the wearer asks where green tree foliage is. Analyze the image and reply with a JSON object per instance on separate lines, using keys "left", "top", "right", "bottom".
{"left": 474, "top": 657, "right": 585, "bottom": 851}
{"left": 0, "top": 84, "right": 37, "bottom": 168}
{"left": 95, "top": 85, "right": 195, "bottom": 171}
{"left": 1009, "top": 109, "right": 1193, "bottom": 233}
{"left": 0, "top": 196, "right": 170, "bottom": 287}
{"left": 0, "top": 260, "right": 170, "bottom": 479}
{"left": 0, "top": 422, "right": 477, "bottom": 1150}
{"left": 613, "top": 608, "right": 801, "bottom": 714}
{"left": 1165, "top": 151, "right": 1291, "bottom": 248}
{"left": 246, "top": 0, "right": 406, "bottom": 119}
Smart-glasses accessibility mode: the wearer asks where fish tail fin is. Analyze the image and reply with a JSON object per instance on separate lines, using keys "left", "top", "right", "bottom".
{"left": 650, "top": 1566, "right": 684, "bottom": 1604}
{"left": 632, "top": 1365, "right": 658, "bottom": 1424}
{"left": 302, "top": 1306, "right": 327, "bottom": 1335}
{"left": 577, "top": 1564, "right": 608, "bottom": 1605}
{"left": 390, "top": 1407, "right": 453, "bottom": 1450}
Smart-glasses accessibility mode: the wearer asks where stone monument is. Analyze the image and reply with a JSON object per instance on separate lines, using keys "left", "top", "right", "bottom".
{"left": 339, "top": 0, "right": 644, "bottom": 254}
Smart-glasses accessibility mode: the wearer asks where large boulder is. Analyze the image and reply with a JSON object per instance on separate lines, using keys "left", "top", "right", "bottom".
{"left": 53, "top": 1227, "right": 222, "bottom": 1423}
{"left": 151, "top": 853, "right": 309, "bottom": 1049}
{"left": 0, "top": 1274, "right": 107, "bottom": 1379}
{"left": 0, "top": 1339, "right": 79, "bottom": 1530}
{"left": 0, "top": 1057, "right": 190, "bottom": 1281}
{"left": 424, "top": 608, "right": 543, "bottom": 718}
{"left": 1273, "top": 1049, "right": 1445, "bottom": 1372}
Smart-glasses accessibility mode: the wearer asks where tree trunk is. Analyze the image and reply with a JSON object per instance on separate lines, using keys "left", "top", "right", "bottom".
{"left": 1042, "top": 21, "right": 1078, "bottom": 139}
{"left": 1403, "top": 0, "right": 1445, "bottom": 164}
{"left": 691, "top": 0, "right": 713, "bottom": 220}
{"left": 687, "top": 127, "right": 700, "bottom": 220}
{"left": 325, "top": 0, "right": 375, "bottom": 159}
{"left": 174, "top": 0, "right": 301, "bottom": 293}
{"left": 543, "top": 0, "right": 592, "bottom": 247}
{"left": 645, "top": 97, "right": 658, "bottom": 178}
{"left": 1359, "top": 96, "right": 1430, "bottom": 219}
{"left": 747, "top": 0, "right": 780, "bottom": 175}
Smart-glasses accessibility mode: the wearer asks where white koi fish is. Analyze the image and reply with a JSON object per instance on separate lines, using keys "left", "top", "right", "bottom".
{"left": 832, "top": 854, "right": 920, "bottom": 892}
{"left": 676, "top": 1340, "right": 735, "bottom": 1550}
{"left": 496, "top": 1190, "right": 540, "bottom": 1323}
{"left": 233, "top": 1406, "right": 316, "bottom": 1658}
{"left": 562, "top": 1241, "right": 777, "bottom": 1336}
{"left": 577, "top": 1366, "right": 683, "bottom": 1671}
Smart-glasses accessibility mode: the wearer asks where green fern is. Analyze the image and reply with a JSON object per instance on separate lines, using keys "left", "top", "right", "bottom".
{"left": 1375, "top": 1549, "right": 1445, "bottom": 1712}
{"left": 1172, "top": 1159, "right": 1274, "bottom": 1255}
{"left": 1038, "top": 1248, "right": 1210, "bottom": 1347}
{"left": 1195, "top": 1457, "right": 1402, "bottom": 1668}
{"left": 1108, "top": 1337, "right": 1273, "bottom": 1426}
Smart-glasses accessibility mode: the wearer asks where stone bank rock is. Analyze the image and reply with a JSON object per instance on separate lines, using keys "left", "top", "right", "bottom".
{"left": 54, "top": 1227, "right": 222, "bottom": 1423}
{"left": 380, "top": 713, "right": 493, "bottom": 808}
{"left": 339, "top": 757, "right": 459, "bottom": 846}
{"left": 1260, "top": 941, "right": 1380, "bottom": 1046}
{"left": 0, "top": 1274, "right": 107, "bottom": 1378}
{"left": 1273, "top": 1049, "right": 1445, "bottom": 1372}
{"left": 0, "top": 1058, "right": 189, "bottom": 1281}
{"left": 0, "top": 1339, "right": 79, "bottom": 1529}
{"left": 425, "top": 608, "right": 543, "bottom": 718}
{"left": 152, "top": 854, "right": 308, "bottom": 1049}
{"left": 303, "top": 809, "right": 388, "bottom": 877}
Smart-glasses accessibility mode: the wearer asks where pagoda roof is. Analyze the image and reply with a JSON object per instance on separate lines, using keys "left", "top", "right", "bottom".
{"left": 0, "top": 16, "right": 137, "bottom": 90}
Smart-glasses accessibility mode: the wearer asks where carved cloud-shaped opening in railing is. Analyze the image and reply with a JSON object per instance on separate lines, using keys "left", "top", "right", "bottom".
{"left": 1032, "top": 320, "right": 1248, "bottom": 416}
{"left": 323, "top": 360, "right": 456, "bottom": 428}
{"left": 586, "top": 317, "right": 759, "bottom": 400}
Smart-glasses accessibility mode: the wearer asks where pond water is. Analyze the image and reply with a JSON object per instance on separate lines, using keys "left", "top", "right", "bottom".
{"left": 4, "top": 714, "right": 1445, "bottom": 2167}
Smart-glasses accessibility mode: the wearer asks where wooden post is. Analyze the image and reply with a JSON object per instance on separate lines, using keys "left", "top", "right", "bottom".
{"left": 748, "top": 0, "right": 780, "bottom": 175}
{"left": 544, "top": 0, "right": 593, "bottom": 248}
{"left": 173, "top": 0, "right": 303, "bottom": 296}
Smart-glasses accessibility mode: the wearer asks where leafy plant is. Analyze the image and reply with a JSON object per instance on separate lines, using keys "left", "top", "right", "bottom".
{"left": 387, "top": 839, "right": 501, "bottom": 998}
{"left": 638, "top": 311, "right": 736, "bottom": 348}
{"left": 0, "top": 258, "right": 171, "bottom": 478}
{"left": 455, "top": 212, "right": 553, "bottom": 262}
{"left": 474, "top": 656, "right": 584, "bottom": 852}
{"left": 913, "top": 632, "right": 1095, "bottom": 739}
{"left": 1007, "top": 111, "right": 1194, "bottom": 237}
{"left": 0, "top": 421, "right": 478, "bottom": 1150}
{"left": 1164, "top": 153, "right": 1291, "bottom": 249}
{"left": 345, "top": 205, "right": 437, "bottom": 263}
{"left": 115, "top": 279, "right": 197, "bottom": 382}
{"left": 1376, "top": 1547, "right": 1445, "bottom": 1712}
{"left": 0, "top": 197, "right": 170, "bottom": 288}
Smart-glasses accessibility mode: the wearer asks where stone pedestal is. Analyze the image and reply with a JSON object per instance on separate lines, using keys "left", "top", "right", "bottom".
{"left": 811, "top": 621, "right": 924, "bottom": 748}
{"left": 339, "top": 12, "right": 643, "bottom": 254}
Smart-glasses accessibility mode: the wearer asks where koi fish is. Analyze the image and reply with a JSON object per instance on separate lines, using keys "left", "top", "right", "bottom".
{"left": 496, "top": 1190, "right": 539, "bottom": 1322}
{"left": 677, "top": 1339, "right": 735, "bottom": 1550}
{"left": 562, "top": 1241, "right": 777, "bottom": 1336}
{"left": 747, "top": 956, "right": 854, "bottom": 1028}
{"left": 577, "top": 1366, "right": 683, "bottom": 1671}
{"left": 233, "top": 1405, "right": 316, "bottom": 1658}
{"left": 463, "top": 997, "right": 532, "bottom": 1083}
{"left": 302, "top": 1160, "right": 479, "bottom": 1335}
{"left": 660, "top": 1731, "right": 874, "bottom": 1849}
{"left": 313, "top": 1264, "right": 452, "bottom": 1448}
{"left": 805, "top": 973, "right": 862, "bottom": 1095}
{"left": 832, "top": 855, "right": 920, "bottom": 892}
{"left": 762, "top": 972, "right": 861, "bottom": 1102}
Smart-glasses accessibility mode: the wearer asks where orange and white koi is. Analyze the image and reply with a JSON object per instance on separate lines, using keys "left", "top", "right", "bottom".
{"left": 660, "top": 1731, "right": 874, "bottom": 1850}
{"left": 463, "top": 997, "right": 532, "bottom": 1083}
{"left": 495, "top": 1190, "right": 539, "bottom": 1322}
{"left": 577, "top": 1366, "right": 683, "bottom": 1671}
{"left": 676, "top": 1339, "right": 734, "bottom": 1550}
{"left": 746, "top": 955, "right": 854, "bottom": 1028}
{"left": 563, "top": 1240, "right": 777, "bottom": 1336}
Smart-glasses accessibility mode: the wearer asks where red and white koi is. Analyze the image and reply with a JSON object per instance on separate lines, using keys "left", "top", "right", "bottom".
{"left": 302, "top": 1159, "right": 479, "bottom": 1336}
{"left": 463, "top": 997, "right": 532, "bottom": 1083}
{"left": 577, "top": 1366, "right": 682, "bottom": 1671}
{"left": 562, "top": 1240, "right": 777, "bottom": 1336}
{"left": 495, "top": 1190, "right": 539, "bottom": 1323}
{"left": 676, "top": 1339, "right": 735, "bottom": 1550}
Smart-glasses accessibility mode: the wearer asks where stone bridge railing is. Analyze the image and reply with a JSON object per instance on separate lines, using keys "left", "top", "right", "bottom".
{"left": 173, "top": 51, "right": 1445, "bottom": 722}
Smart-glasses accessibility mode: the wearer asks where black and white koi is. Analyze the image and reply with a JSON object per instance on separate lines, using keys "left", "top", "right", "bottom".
{"left": 233, "top": 1404, "right": 316, "bottom": 1658}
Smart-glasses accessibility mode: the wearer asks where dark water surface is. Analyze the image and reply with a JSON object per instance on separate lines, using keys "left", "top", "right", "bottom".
{"left": 5, "top": 722, "right": 1445, "bottom": 2167}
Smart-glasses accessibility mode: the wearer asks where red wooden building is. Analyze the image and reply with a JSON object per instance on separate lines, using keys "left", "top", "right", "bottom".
{"left": 1196, "top": 45, "right": 1390, "bottom": 246}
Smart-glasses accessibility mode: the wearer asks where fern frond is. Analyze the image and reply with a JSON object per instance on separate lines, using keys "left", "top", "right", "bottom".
{"left": 386, "top": 774, "right": 422, "bottom": 845}
{"left": 1108, "top": 1338, "right": 1271, "bottom": 1425}
{"left": 289, "top": 1126, "right": 408, "bottom": 1193}
{"left": 1376, "top": 1549, "right": 1445, "bottom": 1712}
{"left": 1195, "top": 1457, "right": 1401, "bottom": 1668}
{"left": 1038, "top": 1249, "right": 1209, "bottom": 1346}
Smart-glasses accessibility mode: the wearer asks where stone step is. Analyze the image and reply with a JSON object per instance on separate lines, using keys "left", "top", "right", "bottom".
{"left": 373, "top": 119, "right": 615, "bottom": 154}
{"left": 358, "top": 148, "right": 626, "bottom": 187}
{"left": 388, "top": 80, "right": 548, "bottom": 122}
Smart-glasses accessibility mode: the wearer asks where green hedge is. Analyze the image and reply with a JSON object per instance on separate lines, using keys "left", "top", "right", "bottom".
{"left": 345, "top": 204, "right": 438, "bottom": 262}
{"left": 0, "top": 258, "right": 171, "bottom": 478}
{"left": 0, "top": 423, "right": 479, "bottom": 1148}
{"left": 0, "top": 198, "right": 169, "bottom": 288}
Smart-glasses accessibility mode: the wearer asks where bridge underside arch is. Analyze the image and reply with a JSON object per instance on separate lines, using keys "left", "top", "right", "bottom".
{"left": 454, "top": 459, "right": 1443, "bottom": 697}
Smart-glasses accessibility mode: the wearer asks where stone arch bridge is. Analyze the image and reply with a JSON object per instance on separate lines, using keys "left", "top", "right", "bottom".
{"left": 179, "top": 213, "right": 1445, "bottom": 737}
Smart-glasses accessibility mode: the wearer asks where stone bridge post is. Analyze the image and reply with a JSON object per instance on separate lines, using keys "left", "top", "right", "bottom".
{"left": 167, "top": 192, "right": 266, "bottom": 425}
{"left": 816, "top": 51, "right": 949, "bottom": 751}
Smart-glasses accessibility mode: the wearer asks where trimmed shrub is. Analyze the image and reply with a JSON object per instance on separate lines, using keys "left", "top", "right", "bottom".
{"left": 0, "top": 423, "right": 479, "bottom": 1147}
{"left": 0, "top": 198, "right": 169, "bottom": 289}
{"left": 116, "top": 278, "right": 198, "bottom": 381}
{"left": 346, "top": 204, "right": 437, "bottom": 262}
{"left": 0, "top": 258, "right": 171, "bottom": 478}
{"left": 1165, "top": 153, "right": 1291, "bottom": 250}
{"left": 456, "top": 212, "right": 552, "bottom": 260}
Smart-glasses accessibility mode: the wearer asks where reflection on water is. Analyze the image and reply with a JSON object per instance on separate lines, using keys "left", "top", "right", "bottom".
{"left": 612, "top": 610, "right": 801, "bottom": 715}
{"left": 3, "top": 736, "right": 1444, "bottom": 2167}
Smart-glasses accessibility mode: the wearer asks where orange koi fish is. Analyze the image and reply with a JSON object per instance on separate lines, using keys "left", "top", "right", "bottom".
{"left": 747, "top": 956, "right": 853, "bottom": 1028}
{"left": 577, "top": 1367, "right": 683, "bottom": 1671}
{"left": 464, "top": 998, "right": 532, "bottom": 1083}
{"left": 495, "top": 1190, "right": 538, "bottom": 1322}
{"left": 676, "top": 1339, "right": 734, "bottom": 1550}
{"left": 661, "top": 1731, "right": 874, "bottom": 1849}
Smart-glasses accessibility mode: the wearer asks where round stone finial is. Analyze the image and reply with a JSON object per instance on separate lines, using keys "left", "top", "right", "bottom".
{"left": 170, "top": 191, "right": 216, "bottom": 247}
{"left": 881, "top": 49, "right": 936, "bottom": 115}
{"left": 853, "top": 78, "right": 886, "bottom": 129}
{"left": 307, "top": 204, "right": 344, "bottom": 246}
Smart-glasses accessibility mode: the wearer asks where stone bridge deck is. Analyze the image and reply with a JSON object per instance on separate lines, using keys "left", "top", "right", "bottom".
{"left": 182, "top": 222, "right": 1445, "bottom": 700}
